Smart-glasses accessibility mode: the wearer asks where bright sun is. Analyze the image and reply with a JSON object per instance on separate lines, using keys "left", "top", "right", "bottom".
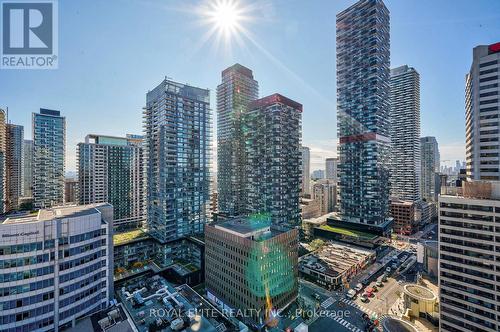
{"left": 194, "top": 0, "right": 254, "bottom": 53}
{"left": 211, "top": 1, "right": 240, "bottom": 31}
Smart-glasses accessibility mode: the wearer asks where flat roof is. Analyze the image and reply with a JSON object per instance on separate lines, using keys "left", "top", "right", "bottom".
{"left": 317, "top": 224, "right": 378, "bottom": 240}
{"left": 301, "top": 242, "right": 375, "bottom": 278}
{"left": 3, "top": 203, "right": 111, "bottom": 224}
{"left": 113, "top": 229, "right": 150, "bottom": 246}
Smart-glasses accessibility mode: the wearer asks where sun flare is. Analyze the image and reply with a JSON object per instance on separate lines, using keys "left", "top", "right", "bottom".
{"left": 210, "top": 0, "right": 240, "bottom": 32}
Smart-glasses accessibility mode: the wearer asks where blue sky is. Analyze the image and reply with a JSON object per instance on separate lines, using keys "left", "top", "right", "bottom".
{"left": 1, "top": 0, "right": 499, "bottom": 171}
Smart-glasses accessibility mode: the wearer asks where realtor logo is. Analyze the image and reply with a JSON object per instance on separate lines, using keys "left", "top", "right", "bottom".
{"left": 1, "top": 0, "right": 58, "bottom": 69}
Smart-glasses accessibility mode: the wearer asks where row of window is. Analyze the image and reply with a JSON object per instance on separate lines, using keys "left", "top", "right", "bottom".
{"left": 0, "top": 303, "right": 53, "bottom": 325}
{"left": 0, "top": 242, "right": 43, "bottom": 256}
{"left": 60, "top": 271, "right": 105, "bottom": 295}
{"left": 0, "top": 278, "right": 54, "bottom": 297}
{"left": 0, "top": 253, "right": 52, "bottom": 269}
{"left": 70, "top": 229, "right": 105, "bottom": 244}
{"left": 59, "top": 261, "right": 105, "bottom": 283}
{"left": 0, "top": 291, "right": 54, "bottom": 310}
{"left": 0, "top": 266, "right": 54, "bottom": 283}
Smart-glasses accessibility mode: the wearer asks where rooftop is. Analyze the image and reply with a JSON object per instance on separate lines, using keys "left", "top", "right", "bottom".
{"left": 113, "top": 229, "right": 150, "bottom": 246}
{"left": 213, "top": 214, "right": 285, "bottom": 240}
{"left": 117, "top": 275, "right": 241, "bottom": 332}
{"left": 300, "top": 241, "right": 375, "bottom": 278}
{"left": 403, "top": 284, "right": 437, "bottom": 301}
{"left": 2, "top": 203, "right": 112, "bottom": 224}
{"left": 317, "top": 224, "right": 378, "bottom": 240}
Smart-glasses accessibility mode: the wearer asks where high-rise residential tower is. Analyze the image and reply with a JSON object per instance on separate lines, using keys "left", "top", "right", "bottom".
{"left": 420, "top": 136, "right": 440, "bottom": 202}
{"left": 439, "top": 181, "right": 500, "bottom": 332}
{"left": 300, "top": 146, "right": 311, "bottom": 196}
{"left": 390, "top": 65, "right": 421, "bottom": 202}
{"left": 0, "top": 109, "right": 5, "bottom": 213}
{"left": 245, "top": 94, "right": 302, "bottom": 227}
{"left": 78, "top": 134, "right": 144, "bottom": 232}
{"left": 33, "top": 109, "right": 65, "bottom": 209}
{"left": 336, "top": 0, "right": 391, "bottom": 229}
{"left": 145, "top": 79, "right": 211, "bottom": 243}
{"left": 217, "top": 64, "right": 258, "bottom": 216}
{"left": 325, "top": 157, "right": 338, "bottom": 182}
{"left": 5, "top": 124, "right": 24, "bottom": 211}
{"left": 465, "top": 42, "right": 500, "bottom": 180}
{"left": 22, "top": 139, "right": 33, "bottom": 197}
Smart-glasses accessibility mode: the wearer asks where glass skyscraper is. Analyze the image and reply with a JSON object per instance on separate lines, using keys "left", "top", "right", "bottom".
{"left": 6, "top": 124, "right": 24, "bottom": 211}
{"left": 217, "top": 64, "right": 258, "bottom": 216}
{"left": 144, "top": 79, "right": 211, "bottom": 243}
{"left": 0, "top": 109, "right": 6, "bottom": 213}
{"left": 336, "top": 0, "right": 391, "bottom": 228}
{"left": 389, "top": 65, "right": 421, "bottom": 202}
{"left": 23, "top": 140, "right": 33, "bottom": 198}
{"left": 245, "top": 94, "right": 302, "bottom": 227}
{"left": 33, "top": 109, "right": 65, "bottom": 209}
{"left": 77, "top": 134, "right": 144, "bottom": 232}
{"left": 420, "top": 136, "right": 440, "bottom": 202}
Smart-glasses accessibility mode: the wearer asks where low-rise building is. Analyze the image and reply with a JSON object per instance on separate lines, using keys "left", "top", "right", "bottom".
{"left": 0, "top": 204, "right": 114, "bottom": 332}
{"left": 390, "top": 199, "right": 416, "bottom": 235}
{"left": 205, "top": 216, "right": 298, "bottom": 328}
{"left": 300, "top": 197, "right": 322, "bottom": 219}
{"left": 299, "top": 242, "right": 375, "bottom": 290}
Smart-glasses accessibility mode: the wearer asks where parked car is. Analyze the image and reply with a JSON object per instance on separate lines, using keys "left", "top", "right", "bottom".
{"left": 360, "top": 294, "right": 369, "bottom": 302}
{"left": 376, "top": 280, "right": 383, "bottom": 287}
{"left": 371, "top": 285, "right": 378, "bottom": 292}
{"left": 385, "top": 267, "right": 392, "bottom": 273}
{"left": 347, "top": 289, "right": 357, "bottom": 299}
{"left": 381, "top": 274, "right": 388, "bottom": 282}
{"left": 355, "top": 283, "right": 363, "bottom": 292}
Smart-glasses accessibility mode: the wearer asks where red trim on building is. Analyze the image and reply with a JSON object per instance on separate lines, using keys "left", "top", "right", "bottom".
{"left": 489, "top": 42, "right": 500, "bottom": 53}
{"left": 249, "top": 93, "right": 303, "bottom": 112}
{"left": 339, "top": 132, "right": 377, "bottom": 144}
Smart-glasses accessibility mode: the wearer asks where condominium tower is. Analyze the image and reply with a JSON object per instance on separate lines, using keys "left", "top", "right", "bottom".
{"left": 5, "top": 124, "right": 24, "bottom": 211}
{"left": 23, "top": 140, "right": 33, "bottom": 197}
{"left": 465, "top": 42, "right": 500, "bottom": 180}
{"left": 245, "top": 94, "right": 302, "bottom": 227}
{"left": 300, "top": 146, "right": 311, "bottom": 196}
{"left": 144, "top": 79, "right": 211, "bottom": 243}
{"left": 439, "top": 181, "right": 500, "bottom": 332}
{"left": 336, "top": 0, "right": 391, "bottom": 228}
{"left": 33, "top": 109, "right": 65, "bottom": 209}
{"left": 217, "top": 64, "right": 258, "bottom": 216}
{"left": 421, "top": 136, "right": 440, "bottom": 202}
{"left": 78, "top": 134, "right": 144, "bottom": 232}
{"left": 390, "top": 65, "right": 421, "bottom": 202}
{"left": 0, "top": 109, "right": 5, "bottom": 213}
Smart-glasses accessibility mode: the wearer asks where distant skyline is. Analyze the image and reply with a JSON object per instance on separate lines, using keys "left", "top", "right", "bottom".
{"left": 1, "top": 0, "right": 499, "bottom": 171}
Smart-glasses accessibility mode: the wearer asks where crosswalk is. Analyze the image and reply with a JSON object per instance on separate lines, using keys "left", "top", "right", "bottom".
{"left": 320, "top": 297, "right": 335, "bottom": 308}
{"left": 339, "top": 297, "right": 379, "bottom": 318}
{"left": 331, "top": 315, "right": 363, "bottom": 332}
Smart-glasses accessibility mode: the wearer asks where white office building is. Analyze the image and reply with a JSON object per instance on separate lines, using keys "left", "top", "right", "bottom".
{"left": 438, "top": 181, "right": 500, "bottom": 332}
{"left": 466, "top": 42, "right": 500, "bottom": 181}
{"left": 0, "top": 204, "right": 114, "bottom": 332}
